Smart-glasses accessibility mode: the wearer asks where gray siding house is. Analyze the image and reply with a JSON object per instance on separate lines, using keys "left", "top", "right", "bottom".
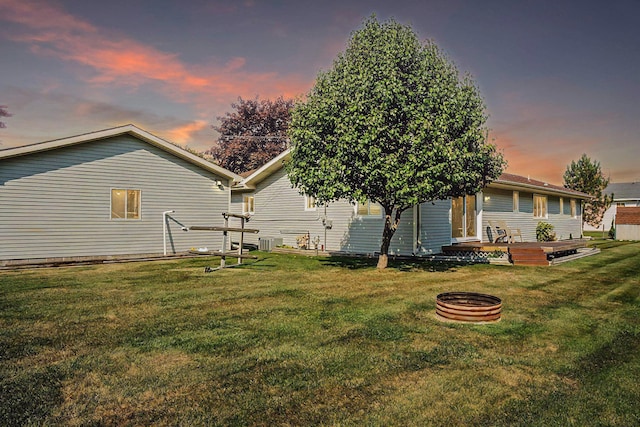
{"left": 584, "top": 182, "right": 640, "bottom": 232}
{"left": 482, "top": 174, "right": 586, "bottom": 242}
{"left": 0, "top": 125, "right": 242, "bottom": 263}
{"left": 232, "top": 150, "right": 588, "bottom": 256}
{"left": 230, "top": 151, "right": 427, "bottom": 255}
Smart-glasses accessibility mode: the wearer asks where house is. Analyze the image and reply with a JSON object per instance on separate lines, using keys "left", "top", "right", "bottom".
{"left": 231, "top": 150, "right": 589, "bottom": 256}
{"left": 584, "top": 182, "right": 640, "bottom": 232}
{"left": 481, "top": 173, "right": 587, "bottom": 242}
{"left": 615, "top": 207, "right": 640, "bottom": 240}
{"left": 0, "top": 125, "right": 242, "bottom": 264}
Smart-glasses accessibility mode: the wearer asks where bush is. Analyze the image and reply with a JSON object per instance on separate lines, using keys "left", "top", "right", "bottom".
{"left": 536, "top": 222, "right": 556, "bottom": 242}
{"left": 609, "top": 218, "right": 616, "bottom": 240}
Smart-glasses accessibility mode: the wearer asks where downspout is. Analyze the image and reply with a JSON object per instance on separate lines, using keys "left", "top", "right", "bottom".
{"left": 163, "top": 210, "right": 175, "bottom": 256}
{"left": 412, "top": 205, "right": 418, "bottom": 255}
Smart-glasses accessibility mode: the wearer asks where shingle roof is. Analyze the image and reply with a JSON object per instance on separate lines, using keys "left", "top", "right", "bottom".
{"left": 616, "top": 207, "right": 640, "bottom": 225}
{"left": 605, "top": 182, "right": 640, "bottom": 200}
{"left": 493, "top": 173, "right": 590, "bottom": 199}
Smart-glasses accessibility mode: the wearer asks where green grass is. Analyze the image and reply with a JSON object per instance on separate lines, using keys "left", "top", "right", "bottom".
{"left": 1, "top": 245, "right": 640, "bottom": 426}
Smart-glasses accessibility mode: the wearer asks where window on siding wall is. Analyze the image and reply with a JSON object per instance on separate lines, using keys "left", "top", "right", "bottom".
{"left": 111, "top": 189, "right": 141, "bottom": 220}
{"left": 304, "top": 195, "right": 317, "bottom": 211}
{"left": 571, "top": 199, "right": 577, "bottom": 217}
{"left": 513, "top": 191, "right": 519, "bottom": 213}
{"left": 357, "top": 200, "right": 382, "bottom": 216}
{"left": 243, "top": 195, "right": 255, "bottom": 214}
{"left": 533, "top": 194, "right": 547, "bottom": 218}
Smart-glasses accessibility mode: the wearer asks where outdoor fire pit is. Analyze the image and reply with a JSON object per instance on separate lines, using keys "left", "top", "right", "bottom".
{"left": 436, "top": 292, "right": 502, "bottom": 323}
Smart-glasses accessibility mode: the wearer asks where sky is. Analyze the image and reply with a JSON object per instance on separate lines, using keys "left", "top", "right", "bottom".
{"left": 1, "top": 0, "right": 639, "bottom": 184}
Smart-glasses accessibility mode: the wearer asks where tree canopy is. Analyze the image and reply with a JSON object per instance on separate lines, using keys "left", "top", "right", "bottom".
{"left": 208, "top": 97, "right": 293, "bottom": 174}
{"left": 563, "top": 153, "right": 613, "bottom": 228}
{"left": 287, "top": 17, "right": 505, "bottom": 268}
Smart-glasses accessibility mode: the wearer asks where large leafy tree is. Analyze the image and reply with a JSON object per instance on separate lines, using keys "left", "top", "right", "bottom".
{"left": 563, "top": 153, "right": 613, "bottom": 228}
{"left": 208, "top": 96, "right": 294, "bottom": 174}
{"left": 287, "top": 17, "right": 505, "bottom": 269}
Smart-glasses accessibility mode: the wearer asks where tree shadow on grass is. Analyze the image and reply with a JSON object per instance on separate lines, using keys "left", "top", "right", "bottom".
{"left": 321, "top": 256, "right": 465, "bottom": 272}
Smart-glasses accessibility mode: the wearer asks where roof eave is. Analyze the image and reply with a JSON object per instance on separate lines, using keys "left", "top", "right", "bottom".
{"left": 0, "top": 124, "right": 242, "bottom": 182}
{"left": 234, "top": 148, "right": 291, "bottom": 189}
{"left": 489, "top": 180, "right": 591, "bottom": 199}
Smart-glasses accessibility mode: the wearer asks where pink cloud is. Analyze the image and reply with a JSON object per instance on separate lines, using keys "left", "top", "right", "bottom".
{"left": 0, "top": 0, "right": 311, "bottom": 104}
{"left": 165, "top": 121, "right": 209, "bottom": 144}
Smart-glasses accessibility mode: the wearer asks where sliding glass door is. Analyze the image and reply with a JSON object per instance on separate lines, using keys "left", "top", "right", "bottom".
{"left": 452, "top": 195, "right": 476, "bottom": 239}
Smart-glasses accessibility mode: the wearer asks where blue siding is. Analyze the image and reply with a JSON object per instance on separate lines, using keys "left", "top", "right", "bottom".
{"left": 0, "top": 135, "right": 230, "bottom": 260}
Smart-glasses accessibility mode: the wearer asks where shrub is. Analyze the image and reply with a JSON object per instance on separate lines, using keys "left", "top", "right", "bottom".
{"left": 609, "top": 218, "right": 616, "bottom": 240}
{"left": 536, "top": 221, "right": 556, "bottom": 242}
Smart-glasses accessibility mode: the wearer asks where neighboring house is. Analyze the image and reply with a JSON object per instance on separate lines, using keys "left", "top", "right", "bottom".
{"left": 584, "top": 182, "right": 640, "bottom": 232}
{"left": 0, "top": 125, "right": 242, "bottom": 263}
{"left": 231, "top": 150, "right": 589, "bottom": 256}
{"left": 615, "top": 207, "right": 640, "bottom": 240}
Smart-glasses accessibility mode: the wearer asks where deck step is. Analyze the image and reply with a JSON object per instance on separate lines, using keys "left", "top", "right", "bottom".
{"left": 509, "top": 247, "right": 549, "bottom": 266}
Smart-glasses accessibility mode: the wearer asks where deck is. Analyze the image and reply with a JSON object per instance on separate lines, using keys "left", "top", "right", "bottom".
{"left": 442, "top": 240, "right": 591, "bottom": 266}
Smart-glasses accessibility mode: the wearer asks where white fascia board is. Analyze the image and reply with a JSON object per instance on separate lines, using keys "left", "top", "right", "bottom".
{"left": 236, "top": 148, "right": 291, "bottom": 188}
{"left": 489, "top": 181, "right": 591, "bottom": 199}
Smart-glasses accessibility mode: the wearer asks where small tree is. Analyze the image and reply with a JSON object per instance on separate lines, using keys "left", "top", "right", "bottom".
{"left": 563, "top": 154, "right": 613, "bottom": 228}
{"left": 0, "top": 105, "right": 11, "bottom": 128}
{"left": 208, "top": 97, "right": 294, "bottom": 174}
{"left": 287, "top": 17, "right": 505, "bottom": 269}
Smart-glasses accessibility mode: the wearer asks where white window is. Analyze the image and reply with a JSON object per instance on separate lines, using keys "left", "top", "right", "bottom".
{"left": 513, "top": 191, "right": 519, "bottom": 213}
{"left": 357, "top": 200, "right": 382, "bottom": 216}
{"left": 533, "top": 194, "right": 548, "bottom": 218}
{"left": 304, "top": 195, "right": 317, "bottom": 211}
{"left": 243, "top": 195, "right": 255, "bottom": 214}
{"left": 111, "top": 189, "right": 141, "bottom": 220}
{"left": 571, "top": 199, "right": 577, "bottom": 218}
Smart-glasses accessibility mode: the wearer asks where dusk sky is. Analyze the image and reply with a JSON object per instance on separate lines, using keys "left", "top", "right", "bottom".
{"left": 1, "top": 0, "right": 638, "bottom": 184}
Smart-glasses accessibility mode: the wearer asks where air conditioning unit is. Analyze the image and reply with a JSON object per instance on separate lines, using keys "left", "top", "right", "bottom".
{"left": 258, "top": 237, "right": 283, "bottom": 251}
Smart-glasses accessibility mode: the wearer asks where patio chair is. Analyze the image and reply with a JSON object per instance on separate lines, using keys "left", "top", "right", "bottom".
{"left": 496, "top": 220, "right": 523, "bottom": 243}
{"left": 488, "top": 220, "right": 509, "bottom": 243}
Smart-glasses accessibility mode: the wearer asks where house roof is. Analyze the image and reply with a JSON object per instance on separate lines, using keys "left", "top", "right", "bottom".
{"left": 616, "top": 207, "right": 640, "bottom": 225}
{"left": 605, "top": 182, "right": 640, "bottom": 201}
{"left": 0, "top": 124, "right": 243, "bottom": 182}
{"left": 233, "top": 149, "right": 290, "bottom": 190}
{"left": 232, "top": 148, "right": 590, "bottom": 199}
{"left": 491, "top": 173, "right": 591, "bottom": 199}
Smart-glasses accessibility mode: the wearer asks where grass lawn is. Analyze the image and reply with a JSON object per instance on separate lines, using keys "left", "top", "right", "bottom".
{"left": 1, "top": 241, "right": 639, "bottom": 426}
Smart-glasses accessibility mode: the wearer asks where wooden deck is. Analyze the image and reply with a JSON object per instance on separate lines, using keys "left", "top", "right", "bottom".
{"left": 442, "top": 240, "right": 590, "bottom": 266}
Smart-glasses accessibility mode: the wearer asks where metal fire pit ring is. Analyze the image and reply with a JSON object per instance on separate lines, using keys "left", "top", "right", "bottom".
{"left": 436, "top": 292, "right": 502, "bottom": 323}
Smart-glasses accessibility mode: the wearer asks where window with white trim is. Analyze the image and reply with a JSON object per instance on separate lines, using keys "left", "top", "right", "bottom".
{"left": 533, "top": 194, "right": 548, "bottom": 218}
{"left": 243, "top": 195, "right": 255, "bottom": 214}
{"left": 304, "top": 195, "right": 317, "bottom": 211}
{"left": 357, "top": 200, "right": 382, "bottom": 216}
{"left": 111, "top": 189, "right": 141, "bottom": 220}
{"left": 513, "top": 191, "right": 519, "bottom": 213}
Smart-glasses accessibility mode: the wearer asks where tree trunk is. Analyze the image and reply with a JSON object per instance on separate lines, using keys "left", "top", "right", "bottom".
{"left": 377, "top": 207, "right": 404, "bottom": 269}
